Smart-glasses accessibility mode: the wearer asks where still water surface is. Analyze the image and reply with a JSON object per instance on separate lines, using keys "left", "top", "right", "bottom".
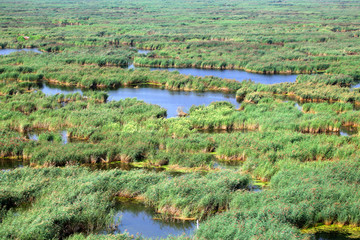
{"left": 40, "top": 82, "right": 239, "bottom": 118}
{"left": 106, "top": 200, "right": 195, "bottom": 238}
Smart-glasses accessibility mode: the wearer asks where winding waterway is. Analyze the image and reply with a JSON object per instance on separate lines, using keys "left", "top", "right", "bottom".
{"left": 131, "top": 49, "right": 298, "bottom": 84}
{"left": 128, "top": 63, "right": 298, "bottom": 84}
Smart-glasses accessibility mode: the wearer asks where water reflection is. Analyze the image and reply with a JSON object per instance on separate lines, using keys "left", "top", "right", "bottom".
{"left": 108, "top": 199, "right": 195, "bottom": 239}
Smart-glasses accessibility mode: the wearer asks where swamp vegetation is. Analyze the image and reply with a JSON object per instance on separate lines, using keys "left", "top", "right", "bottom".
{"left": 1, "top": 0, "right": 360, "bottom": 239}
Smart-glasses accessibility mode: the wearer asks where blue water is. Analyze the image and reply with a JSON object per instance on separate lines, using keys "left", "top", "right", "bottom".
{"left": 40, "top": 83, "right": 239, "bottom": 118}
{"left": 137, "top": 49, "right": 151, "bottom": 55}
{"left": 352, "top": 83, "right": 360, "bottom": 89}
{"left": 26, "top": 130, "right": 69, "bottom": 144}
{"left": 1, "top": 48, "right": 296, "bottom": 84}
{"left": 111, "top": 200, "right": 195, "bottom": 239}
{"left": 106, "top": 87, "right": 238, "bottom": 118}
{"left": 128, "top": 64, "right": 297, "bottom": 84}
{"left": 40, "top": 83, "right": 83, "bottom": 96}
{"left": 130, "top": 48, "right": 297, "bottom": 84}
{"left": 0, "top": 48, "right": 42, "bottom": 55}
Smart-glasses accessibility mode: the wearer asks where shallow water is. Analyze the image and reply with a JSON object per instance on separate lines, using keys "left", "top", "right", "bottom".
{"left": 137, "top": 49, "right": 151, "bottom": 55}
{"left": 339, "top": 126, "right": 358, "bottom": 137}
{"left": 26, "top": 129, "right": 69, "bottom": 144}
{"left": 40, "top": 83, "right": 83, "bottom": 96}
{"left": 107, "top": 199, "right": 195, "bottom": 239}
{"left": 0, "top": 48, "right": 41, "bottom": 55}
{"left": 294, "top": 102, "right": 302, "bottom": 111}
{"left": 40, "top": 82, "right": 239, "bottom": 118}
{"left": 351, "top": 83, "right": 360, "bottom": 89}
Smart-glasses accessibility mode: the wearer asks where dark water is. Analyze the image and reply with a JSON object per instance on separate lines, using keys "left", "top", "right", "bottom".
{"left": 340, "top": 126, "right": 358, "bottom": 137}
{"left": 213, "top": 161, "right": 241, "bottom": 171}
{"left": 40, "top": 82, "right": 239, "bottom": 118}
{"left": 0, "top": 48, "right": 41, "bottom": 55}
{"left": 197, "top": 129, "right": 247, "bottom": 134}
{"left": 0, "top": 158, "right": 29, "bottom": 170}
{"left": 108, "top": 199, "right": 195, "bottom": 239}
{"left": 84, "top": 162, "right": 138, "bottom": 171}
{"left": 85, "top": 162, "right": 164, "bottom": 173}
{"left": 314, "top": 232, "right": 359, "bottom": 240}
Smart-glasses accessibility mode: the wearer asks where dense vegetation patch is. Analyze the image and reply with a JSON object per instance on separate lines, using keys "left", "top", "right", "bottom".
{"left": 1, "top": 0, "right": 360, "bottom": 239}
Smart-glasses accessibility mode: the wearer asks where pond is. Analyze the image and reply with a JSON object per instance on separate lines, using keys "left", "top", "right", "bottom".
{"left": 0, "top": 48, "right": 41, "bottom": 55}
{"left": 40, "top": 82, "right": 239, "bottom": 118}
{"left": 104, "top": 199, "right": 195, "bottom": 239}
